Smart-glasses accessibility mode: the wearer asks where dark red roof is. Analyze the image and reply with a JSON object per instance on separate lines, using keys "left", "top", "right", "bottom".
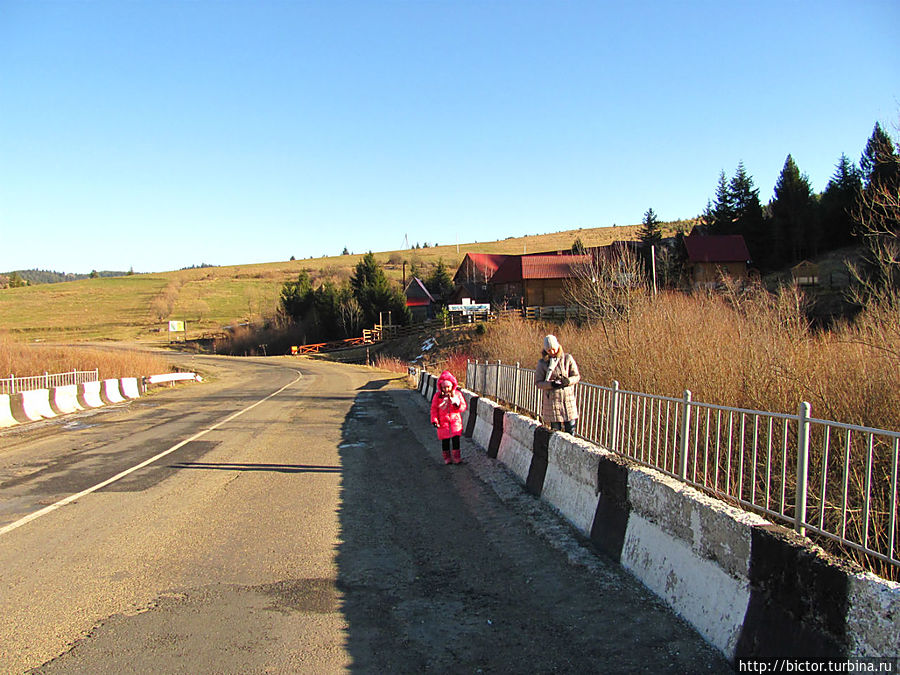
{"left": 683, "top": 235, "right": 750, "bottom": 263}
{"left": 404, "top": 277, "right": 436, "bottom": 303}
{"left": 491, "top": 254, "right": 590, "bottom": 283}
{"left": 453, "top": 253, "right": 510, "bottom": 283}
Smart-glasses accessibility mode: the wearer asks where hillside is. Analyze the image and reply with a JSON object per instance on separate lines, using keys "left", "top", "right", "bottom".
{"left": 0, "top": 223, "right": 667, "bottom": 343}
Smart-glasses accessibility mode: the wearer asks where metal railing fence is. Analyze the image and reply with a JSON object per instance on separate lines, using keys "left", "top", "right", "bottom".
{"left": 465, "top": 359, "right": 900, "bottom": 572}
{"left": 0, "top": 369, "right": 99, "bottom": 395}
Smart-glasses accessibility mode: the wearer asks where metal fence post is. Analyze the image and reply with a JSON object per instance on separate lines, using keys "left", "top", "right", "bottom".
{"left": 495, "top": 360, "right": 501, "bottom": 399}
{"left": 610, "top": 380, "right": 620, "bottom": 454}
{"left": 679, "top": 389, "right": 692, "bottom": 480}
{"left": 795, "top": 401, "right": 811, "bottom": 536}
{"left": 513, "top": 362, "right": 521, "bottom": 410}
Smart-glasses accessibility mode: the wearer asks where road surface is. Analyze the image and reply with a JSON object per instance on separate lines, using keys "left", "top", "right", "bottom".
{"left": 0, "top": 355, "right": 729, "bottom": 673}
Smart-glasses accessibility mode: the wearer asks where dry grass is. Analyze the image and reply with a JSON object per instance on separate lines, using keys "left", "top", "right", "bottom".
{"left": 0, "top": 333, "right": 171, "bottom": 379}
{"left": 472, "top": 289, "right": 899, "bottom": 431}
{"left": 372, "top": 355, "right": 409, "bottom": 374}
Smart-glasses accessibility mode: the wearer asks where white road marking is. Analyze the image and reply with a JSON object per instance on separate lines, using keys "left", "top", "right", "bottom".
{"left": 0, "top": 371, "right": 302, "bottom": 538}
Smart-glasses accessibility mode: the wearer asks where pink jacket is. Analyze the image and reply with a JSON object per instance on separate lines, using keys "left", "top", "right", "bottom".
{"left": 430, "top": 370, "right": 468, "bottom": 440}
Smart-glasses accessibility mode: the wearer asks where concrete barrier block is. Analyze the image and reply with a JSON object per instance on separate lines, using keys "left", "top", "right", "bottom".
{"left": 102, "top": 378, "right": 126, "bottom": 404}
{"left": 497, "top": 412, "right": 539, "bottom": 484}
{"left": 735, "top": 524, "right": 851, "bottom": 660}
{"left": 846, "top": 571, "right": 900, "bottom": 657}
{"left": 120, "top": 377, "right": 141, "bottom": 399}
{"left": 622, "top": 512, "right": 751, "bottom": 660}
{"left": 50, "top": 384, "right": 84, "bottom": 414}
{"left": 473, "top": 397, "right": 501, "bottom": 450}
{"left": 542, "top": 433, "right": 605, "bottom": 536}
{"left": 459, "top": 389, "right": 476, "bottom": 432}
{"left": 78, "top": 381, "right": 104, "bottom": 408}
{"left": 0, "top": 394, "right": 19, "bottom": 428}
{"left": 11, "top": 389, "right": 56, "bottom": 422}
{"left": 628, "top": 466, "right": 765, "bottom": 579}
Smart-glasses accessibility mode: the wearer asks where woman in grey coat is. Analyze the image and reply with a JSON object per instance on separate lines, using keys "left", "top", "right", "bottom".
{"left": 535, "top": 334, "right": 581, "bottom": 434}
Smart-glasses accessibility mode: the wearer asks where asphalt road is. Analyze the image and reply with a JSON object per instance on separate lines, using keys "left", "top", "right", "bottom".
{"left": 0, "top": 355, "right": 730, "bottom": 673}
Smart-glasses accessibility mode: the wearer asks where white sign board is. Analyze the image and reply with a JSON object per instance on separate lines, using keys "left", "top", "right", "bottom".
{"left": 448, "top": 303, "right": 490, "bottom": 314}
{"left": 168, "top": 320, "right": 185, "bottom": 332}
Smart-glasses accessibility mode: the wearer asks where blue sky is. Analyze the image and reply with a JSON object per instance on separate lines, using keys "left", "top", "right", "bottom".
{"left": 1, "top": 1, "right": 897, "bottom": 274}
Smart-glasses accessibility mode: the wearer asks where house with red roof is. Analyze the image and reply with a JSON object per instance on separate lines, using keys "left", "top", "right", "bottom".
{"left": 682, "top": 233, "right": 751, "bottom": 289}
{"left": 488, "top": 253, "right": 591, "bottom": 307}
{"left": 404, "top": 277, "right": 437, "bottom": 322}
{"left": 451, "top": 253, "right": 511, "bottom": 303}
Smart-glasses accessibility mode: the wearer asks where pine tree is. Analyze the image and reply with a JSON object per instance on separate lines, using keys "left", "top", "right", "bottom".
{"left": 728, "top": 163, "right": 766, "bottom": 266}
{"left": 638, "top": 208, "right": 662, "bottom": 246}
{"left": 854, "top": 123, "right": 900, "bottom": 290}
{"left": 280, "top": 270, "right": 314, "bottom": 321}
{"left": 820, "top": 153, "right": 862, "bottom": 249}
{"left": 350, "top": 252, "right": 411, "bottom": 326}
{"left": 770, "top": 154, "right": 818, "bottom": 264}
{"left": 425, "top": 259, "right": 454, "bottom": 301}
{"left": 571, "top": 237, "right": 586, "bottom": 254}
{"left": 860, "top": 122, "right": 899, "bottom": 190}
{"left": 711, "top": 171, "right": 735, "bottom": 233}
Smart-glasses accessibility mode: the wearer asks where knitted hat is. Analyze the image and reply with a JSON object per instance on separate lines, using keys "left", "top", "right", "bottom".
{"left": 543, "top": 334, "right": 560, "bottom": 352}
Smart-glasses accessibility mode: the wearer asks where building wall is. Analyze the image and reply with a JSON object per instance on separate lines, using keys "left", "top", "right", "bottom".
{"left": 525, "top": 279, "right": 567, "bottom": 306}
{"left": 691, "top": 262, "right": 748, "bottom": 287}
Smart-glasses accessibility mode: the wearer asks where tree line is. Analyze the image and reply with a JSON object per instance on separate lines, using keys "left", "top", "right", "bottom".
{"left": 637, "top": 121, "right": 899, "bottom": 278}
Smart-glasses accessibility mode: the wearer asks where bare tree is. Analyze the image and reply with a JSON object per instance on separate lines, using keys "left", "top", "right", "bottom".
{"left": 339, "top": 296, "right": 363, "bottom": 338}
{"left": 563, "top": 247, "right": 649, "bottom": 344}
{"left": 846, "top": 120, "right": 900, "bottom": 361}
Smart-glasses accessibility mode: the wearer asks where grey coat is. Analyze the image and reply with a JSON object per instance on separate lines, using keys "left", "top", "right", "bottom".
{"left": 535, "top": 350, "right": 581, "bottom": 423}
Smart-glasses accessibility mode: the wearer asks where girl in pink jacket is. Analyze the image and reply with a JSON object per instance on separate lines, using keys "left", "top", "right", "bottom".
{"left": 430, "top": 370, "right": 468, "bottom": 464}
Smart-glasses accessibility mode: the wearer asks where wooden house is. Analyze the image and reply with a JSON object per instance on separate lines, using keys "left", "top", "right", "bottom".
{"left": 682, "top": 234, "right": 751, "bottom": 289}
{"left": 451, "top": 253, "right": 510, "bottom": 303}
{"left": 489, "top": 254, "right": 590, "bottom": 307}
{"left": 404, "top": 277, "right": 437, "bottom": 322}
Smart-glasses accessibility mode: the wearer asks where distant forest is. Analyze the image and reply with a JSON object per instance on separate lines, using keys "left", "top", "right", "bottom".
{"left": 0, "top": 269, "right": 131, "bottom": 288}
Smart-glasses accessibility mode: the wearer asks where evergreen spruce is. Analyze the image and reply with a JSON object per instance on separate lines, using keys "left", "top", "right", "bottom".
{"left": 770, "top": 154, "right": 818, "bottom": 265}
{"left": 712, "top": 171, "right": 735, "bottom": 232}
{"left": 638, "top": 208, "right": 662, "bottom": 246}
{"left": 820, "top": 153, "right": 862, "bottom": 249}
{"left": 729, "top": 163, "right": 765, "bottom": 267}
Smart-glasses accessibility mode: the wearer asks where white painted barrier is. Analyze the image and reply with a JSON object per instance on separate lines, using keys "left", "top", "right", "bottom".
{"left": 472, "top": 397, "right": 501, "bottom": 450}
{"left": 621, "top": 467, "right": 764, "bottom": 660}
{"left": 101, "top": 378, "right": 126, "bottom": 404}
{"left": 0, "top": 394, "right": 18, "bottom": 428}
{"left": 541, "top": 433, "right": 605, "bottom": 537}
{"left": 78, "top": 381, "right": 104, "bottom": 408}
{"left": 120, "top": 377, "right": 141, "bottom": 399}
{"left": 147, "top": 372, "right": 200, "bottom": 384}
{"left": 497, "top": 411, "right": 539, "bottom": 485}
{"left": 50, "top": 384, "right": 84, "bottom": 415}
{"left": 19, "top": 389, "right": 56, "bottom": 422}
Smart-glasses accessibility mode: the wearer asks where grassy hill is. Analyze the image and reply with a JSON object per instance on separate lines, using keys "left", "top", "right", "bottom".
{"left": 1, "top": 223, "right": 680, "bottom": 343}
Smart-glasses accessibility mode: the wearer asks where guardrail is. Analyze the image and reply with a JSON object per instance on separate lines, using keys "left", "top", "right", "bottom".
{"left": 465, "top": 359, "right": 900, "bottom": 572}
{"left": 1, "top": 369, "right": 99, "bottom": 395}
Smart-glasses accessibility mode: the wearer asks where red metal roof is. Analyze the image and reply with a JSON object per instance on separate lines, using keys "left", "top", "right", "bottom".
{"left": 491, "top": 254, "right": 590, "bottom": 283}
{"left": 453, "top": 253, "right": 511, "bottom": 282}
{"left": 404, "top": 277, "right": 436, "bottom": 303}
{"left": 683, "top": 235, "right": 750, "bottom": 263}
